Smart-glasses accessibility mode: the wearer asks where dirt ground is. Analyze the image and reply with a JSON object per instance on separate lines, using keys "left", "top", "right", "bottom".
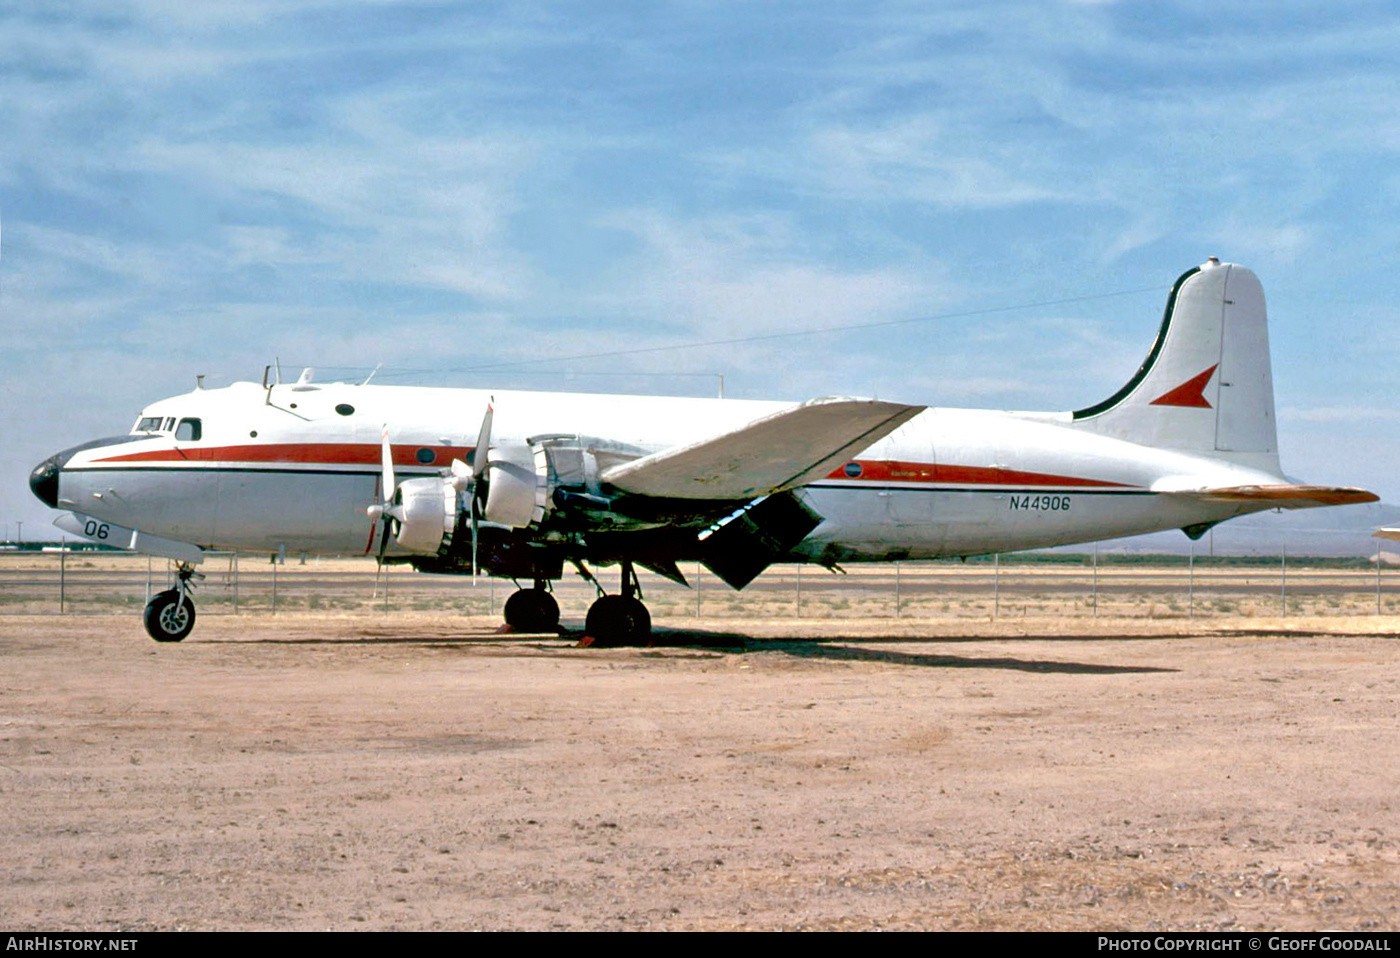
{"left": 2, "top": 610, "right": 1399, "bottom": 931}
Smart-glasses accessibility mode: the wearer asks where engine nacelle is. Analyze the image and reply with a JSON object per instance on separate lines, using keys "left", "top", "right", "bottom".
{"left": 394, "top": 476, "right": 456, "bottom": 554}
{"left": 483, "top": 442, "right": 550, "bottom": 528}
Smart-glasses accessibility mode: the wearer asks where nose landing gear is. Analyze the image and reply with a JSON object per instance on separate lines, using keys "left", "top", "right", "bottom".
{"left": 144, "top": 563, "right": 202, "bottom": 642}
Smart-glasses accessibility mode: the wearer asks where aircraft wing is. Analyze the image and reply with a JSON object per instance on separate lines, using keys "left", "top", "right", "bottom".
{"left": 600, "top": 397, "right": 924, "bottom": 500}
{"left": 1374, "top": 528, "right": 1400, "bottom": 542}
{"left": 1153, "top": 482, "right": 1379, "bottom": 509}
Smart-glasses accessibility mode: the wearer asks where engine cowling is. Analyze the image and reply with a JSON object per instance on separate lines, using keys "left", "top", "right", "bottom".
{"left": 482, "top": 442, "right": 550, "bottom": 529}
{"left": 390, "top": 438, "right": 582, "bottom": 557}
{"left": 393, "top": 476, "right": 457, "bottom": 554}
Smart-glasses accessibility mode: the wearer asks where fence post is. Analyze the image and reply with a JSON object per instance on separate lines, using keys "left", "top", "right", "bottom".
{"left": 993, "top": 553, "right": 1000, "bottom": 618}
{"left": 895, "top": 561, "right": 901, "bottom": 618}
{"left": 1092, "top": 542, "right": 1098, "bottom": 616}
{"left": 795, "top": 564, "right": 802, "bottom": 617}
{"left": 1188, "top": 543, "right": 1194, "bottom": 618}
{"left": 59, "top": 539, "right": 66, "bottom": 614}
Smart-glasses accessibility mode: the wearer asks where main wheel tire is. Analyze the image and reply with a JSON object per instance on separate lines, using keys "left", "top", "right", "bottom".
{"left": 144, "top": 589, "right": 195, "bottom": 643}
{"left": 502, "top": 588, "right": 560, "bottom": 633}
{"left": 584, "top": 595, "right": 651, "bottom": 646}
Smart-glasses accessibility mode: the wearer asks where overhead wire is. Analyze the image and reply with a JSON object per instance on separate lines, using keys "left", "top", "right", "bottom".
{"left": 285, "top": 282, "right": 1168, "bottom": 382}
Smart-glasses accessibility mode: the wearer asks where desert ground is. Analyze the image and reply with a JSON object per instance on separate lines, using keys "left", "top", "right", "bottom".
{"left": 3, "top": 555, "right": 1400, "bottom": 930}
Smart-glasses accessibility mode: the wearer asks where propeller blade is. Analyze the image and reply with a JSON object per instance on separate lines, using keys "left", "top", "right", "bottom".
{"left": 472, "top": 401, "right": 494, "bottom": 481}
{"left": 371, "top": 429, "right": 402, "bottom": 561}
{"left": 449, "top": 458, "right": 471, "bottom": 492}
{"left": 467, "top": 400, "right": 494, "bottom": 580}
{"left": 380, "top": 425, "right": 396, "bottom": 501}
{"left": 470, "top": 491, "right": 480, "bottom": 580}
{"left": 376, "top": 516, "right": 393, "bottom": 562}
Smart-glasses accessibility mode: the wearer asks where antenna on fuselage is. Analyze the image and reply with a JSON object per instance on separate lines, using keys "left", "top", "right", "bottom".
{"left": 262, "top": 360, "right": 283, "bottom": 405}
{"left": 362, "top": 363, "right": 382, "bottom": 386}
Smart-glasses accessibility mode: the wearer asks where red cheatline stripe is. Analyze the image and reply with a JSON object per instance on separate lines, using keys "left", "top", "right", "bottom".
{"left": 93, "top": 444, "right": 1131, "bottom": 489}
{"left": 94, "top": 442, "right": 469, "bottom": 468}
{"left": 825, "top": 460, "right": 1132, "bottom": 488}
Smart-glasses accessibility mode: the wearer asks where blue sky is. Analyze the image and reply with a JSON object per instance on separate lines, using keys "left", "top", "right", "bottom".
{"left": 4, "top": 1, "right": 1399, "bottom": 539}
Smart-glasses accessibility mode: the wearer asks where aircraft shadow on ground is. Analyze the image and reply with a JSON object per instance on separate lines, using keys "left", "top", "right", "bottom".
{"left": 638, "top": 628, "right": 1180, "bottom": 674}
{"left": 218, "top": 626, "right": 1179, "bottom": 673}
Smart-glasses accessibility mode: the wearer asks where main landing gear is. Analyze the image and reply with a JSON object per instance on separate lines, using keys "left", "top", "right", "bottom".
{"left": 501, "top": 562, "right": 653, "bottom": 646}
{"left": 502, "top": 579, "right": 561, "bottom": 633}
{"left": 583, "top": 560, "right": 651, "bottom": 647}
{"left": 144, "top": 563, "right": 202, "bottom": 643}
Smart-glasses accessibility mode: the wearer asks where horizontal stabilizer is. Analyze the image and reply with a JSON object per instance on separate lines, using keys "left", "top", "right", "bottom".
{"left": 1374, "top": 528, "right": 1400, "bottom": 542}
{"left": 1155, "top": 484, "right": 1378, "bottom": 509}
{"left": 602, "top": 397, "right": 923, "bottom": 500}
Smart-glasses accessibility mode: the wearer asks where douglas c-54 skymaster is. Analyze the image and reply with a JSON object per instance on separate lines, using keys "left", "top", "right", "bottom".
{"left": 29, "top": 258, "right": 1376, "bottom": 644}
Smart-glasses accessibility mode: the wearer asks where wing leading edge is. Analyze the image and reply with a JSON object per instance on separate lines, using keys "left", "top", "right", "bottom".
{"left": 600, "top": 397, "right": 924, "bottom": 500}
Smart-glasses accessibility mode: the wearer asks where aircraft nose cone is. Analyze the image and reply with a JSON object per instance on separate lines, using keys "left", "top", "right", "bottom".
{"left": 29, "top": 454, "right": 61, "bottom": 509}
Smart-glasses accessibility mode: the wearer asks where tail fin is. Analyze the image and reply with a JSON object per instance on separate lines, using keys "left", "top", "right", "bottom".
{"left": 1071, "top": 258, "right": 1280, "bottom": 474}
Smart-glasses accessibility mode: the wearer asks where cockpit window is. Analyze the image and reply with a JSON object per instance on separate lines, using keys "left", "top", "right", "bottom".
{"left": 175, "top": 418, "right": 202, "bottom": 442}
{"left": 164, "top": 417, "right": 176, "bottom": 431}
{"left": 135, "top": 416, "right": 164, "bottom": 433}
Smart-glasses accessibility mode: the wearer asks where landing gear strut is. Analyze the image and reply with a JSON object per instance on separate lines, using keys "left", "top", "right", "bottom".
{"left": 502, "top": 579, "right": 561, "bottom": 633}
{"left": 144, "top": 563, "right": 202, "bottom": 643}
{"left": 585, "top": 560, "right": 651, "bottom": 646}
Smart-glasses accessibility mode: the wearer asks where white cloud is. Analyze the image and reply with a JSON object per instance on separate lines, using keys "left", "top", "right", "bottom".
{"left": 582, "top": 208, "right": 954, "bottom": 339}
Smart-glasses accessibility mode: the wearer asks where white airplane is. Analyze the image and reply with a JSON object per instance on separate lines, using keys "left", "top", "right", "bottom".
{"left": 30, "top": 258, "right": 1375, "bottom": 644}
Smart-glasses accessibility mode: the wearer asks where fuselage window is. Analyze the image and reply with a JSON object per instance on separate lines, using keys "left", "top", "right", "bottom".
{"left": 176, "top": 418, "right": 203, "bottom": 442}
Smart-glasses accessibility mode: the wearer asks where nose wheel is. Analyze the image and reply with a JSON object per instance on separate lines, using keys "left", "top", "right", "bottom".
{"left": 143, "top": 564, "right": 201, "bottom": 642}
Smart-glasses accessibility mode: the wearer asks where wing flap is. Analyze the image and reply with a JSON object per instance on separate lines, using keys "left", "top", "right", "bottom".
{"left": 601, "top": 397, "right": 923, "bottom": 500}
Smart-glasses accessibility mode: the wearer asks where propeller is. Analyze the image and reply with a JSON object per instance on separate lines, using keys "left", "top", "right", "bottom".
{"left": 367, "top": 425, "right": 402, "bottom": 562}
{"left": 449, "top": 400, "right": 494, "bottom": 578}
{"left": 372, "top": 403, "right": 495, "bottom": 574}
{"left": 468, "top": 401, "right": 493, "bottom": 577}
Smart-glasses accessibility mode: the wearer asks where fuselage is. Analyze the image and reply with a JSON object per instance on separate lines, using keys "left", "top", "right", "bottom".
{"left": 35, "top": 379, "right": 1286, "bottom": 563}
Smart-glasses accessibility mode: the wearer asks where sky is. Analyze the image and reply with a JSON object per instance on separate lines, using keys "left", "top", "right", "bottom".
{"left": 3, "top": 0, "right": 1399, "bottom": 543}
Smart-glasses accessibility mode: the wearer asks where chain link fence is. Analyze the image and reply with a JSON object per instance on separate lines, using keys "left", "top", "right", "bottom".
{"left": 2, "top": 548, "right": 1396, "bottom": 621}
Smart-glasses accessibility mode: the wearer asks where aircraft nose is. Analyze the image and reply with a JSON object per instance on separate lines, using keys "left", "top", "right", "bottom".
{"left": 29, "top": 453, "right": 62, "bottom": 509}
